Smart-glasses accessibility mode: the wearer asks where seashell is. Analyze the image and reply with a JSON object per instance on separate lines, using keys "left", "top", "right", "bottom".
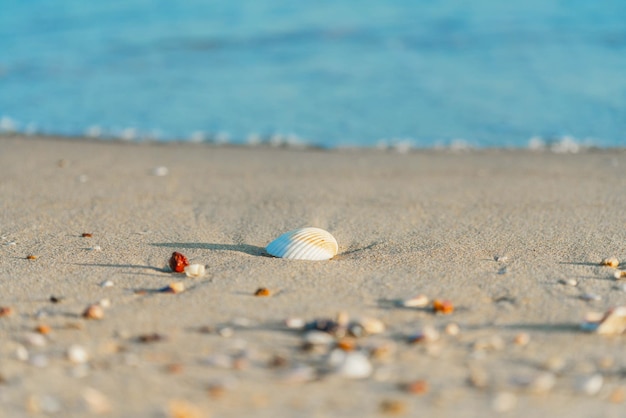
{"left": 327, "top": 349, "right": 373, "bottom": 379}
{"left": 266, "top": 227, "right": 338, "bottom": 261}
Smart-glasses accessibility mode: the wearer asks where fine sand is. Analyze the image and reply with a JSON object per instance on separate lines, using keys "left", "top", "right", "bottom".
{"left": 1, "top": 135, "right": 626, "bottom": 417}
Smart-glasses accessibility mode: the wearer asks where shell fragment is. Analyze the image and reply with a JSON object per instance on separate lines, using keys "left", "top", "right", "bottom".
{"left": 266, "top": 227, "right": 338, "bottom": 261}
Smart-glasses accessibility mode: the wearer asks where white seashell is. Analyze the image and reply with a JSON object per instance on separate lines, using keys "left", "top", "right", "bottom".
{"left": 266, "top": 227, "right": 338, "bottom": 260}
{"left": 67, "top": 345, "right": 89, "bottom": 364}
{"left": 184, "top": 264, "right": 205, "bottom": 278}
{"left": 594, "top": 306, "right": 626, "bottom": 335}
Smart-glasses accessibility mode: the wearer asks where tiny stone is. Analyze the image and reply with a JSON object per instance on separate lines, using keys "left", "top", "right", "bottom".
{"left": 527, "top": 372, "right": 556, "bottom": 394}
{"left": 82, "top": 304, "right": 104, "bottom": 320}
{"left": 151, "top": 166, "right": 169, "bottom": 176}
{"left": 285, "top": 317, "right": 305, "bottom": 329}
{"left": 23, "top": 332, "right": 47, "bottom": 347}
{"left": 399, "top": 294, "right": 429, "bottom": 308}
{"left": 279, "top": 364, "right": 316, "bottom": 384}
{"left": 328, "top": 350, "right": 373, "bottom": 379}
{"left": 78, "top": 174, "right": 89, "bottom": 183}
{"left": 614, "top": 270, "right": 626, "bottom": 280}
{"left": 379, "top": 399, "right": 407, "bottom": 415}
{"left": 184, "top": 263, "right": 205, "bottom": 278}
{"left": 468, "top": 368, "right": 489, "bottom": 389}
{"left": 601, "top": 257, "right": 620, "bottom": 268}
{"left": 217, "top": 326, "right": 234, "bottom": 338}
{"left": 98, "top": 298, "right": 111, "bottom": 308}
{"left": 543, "top": 356, "right": 566, "bottom": 373}
{"left": 0, "top": 306, "right": 14, "bottom": 317}
{"left": 577, "top": 374, "right": 603, "bottom": 396}
{"left": 16, "top": 345, "right": 29, "bottom": 361}
{"left": 402, "top": 380, "right": 429, "bottom": 395}
{"left": 100, "top": 280, "right": 114, "bottom": 288}
{"left": 494, "top": 255, "right": 508, "bottom": 262}
{"left": 433, "top": 299, "right": 454, "bottom": 314}
{"left": 49, "top": 296, "right": 62, "bottom": 303}
{"left": 609, "top": 387, "right": 626, "bottom": 403}
{"left": 444, "top": 323, "right": 460, "bottom": 336}
{"left": 35, "top": 324, "right": 51, "bottom": 335}
{"left": 492, "top": 392, "right": 517, "bottom": 412}
{"left": 580, "top": 293, "right": 602, "bottom": 302}
{"left": 81, "top": 388, "right": 111, "bottom": 414}
{"left": 513, "top": 332, "right": 530, "bottom": 346}
{"left": 81, "top": 233, "right": 93, "bottom": 238}
{"left": 254, "top": 287, "right": 271, "bottom": 297}
{"left": 26, "top": 255, "right": 37, "bottom": 260}
{"left": 89, "top": 245, "right": 102, "bottom": 251}
{"left": 304, "top": 330, "right": 334, "bottom": 346}
{"left": 559, "top": 278, "right": 578, "bottom": 286}
{"left": 67, "top": 345, "right": 89, "bottom": 364}
{"left": 5, "top": 241, "right": 16, "bottom": 246}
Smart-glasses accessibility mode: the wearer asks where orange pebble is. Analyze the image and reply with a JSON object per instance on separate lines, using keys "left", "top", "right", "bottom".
{"left": 433, "top": 299, "right": 454, "bottom": 314}
{"left": 254, "top": 287, "right": 271, "bottom": 297}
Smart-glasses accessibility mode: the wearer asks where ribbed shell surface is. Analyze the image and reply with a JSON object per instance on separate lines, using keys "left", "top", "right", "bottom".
{"left": 266, "top": 227, "right": 338, "bottom": 260}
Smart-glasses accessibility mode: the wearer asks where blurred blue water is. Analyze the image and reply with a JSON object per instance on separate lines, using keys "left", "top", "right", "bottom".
{"left": 1, "top": 0, "right": 625, "bottom": 148}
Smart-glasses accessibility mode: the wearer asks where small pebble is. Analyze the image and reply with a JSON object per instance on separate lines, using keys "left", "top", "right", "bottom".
{"left": 184, "top": 263, "right": 205, "bottom": 278}
{"left": 49, "top": 296, "right": 63, "bottom": 303}
{"left": 168, "top": 252, "right": 189, "bottom": 273}
{"left": 0, "top": 306, "right": 14, "bottom": 317}
{"left": 81, "top": 388, "right": 111, "bottom": 414}
{"left": 35, "top": 325, "right": 51, "bottom": 335}
{"left": 494, "top": 255, "right": 509, "bottom": 262}
{"left": 82, "top": 304, "right": 104, "bottom": 320}
{"left": 100, "top": 280, "right": 114, "bottom": 288}
{"left": 89, "top": 245, "right": 102, "bottom": 251}
{"left": 527, "top": 372, "right": 556, "bottom": 394}
{"left": 401, "top": 380, "right": 429, "bottom": 395}
{"left": 161, "top": 282, "right": 185, "bottom": 294}
{"left": 379, "top": 399, "right": 407, "bottom": 415}
{"left": 151, "top": 166, "right": 169, "bottom": 176}
{"left": 15, "top": 345, "right": 29, "bottom": 361}
{"left": 254, "top": 287, "right": 271, "bottom": 297}
{"left": 279, "top": 364, "right": 316, "bottom": 384}
{"left": 217, "top": 326, "right": 234, "bottom": 338}
{"left": 559, "top": 278, "right": 578, "bottom": 286}
{"left": 513, "top": 332, "right": 530, "bottom": 346}
{"left": 81, "top": 233, "right": 93, "bottom": 238}
{"left": 444, "top": 323, "right": 460, "bottom": 336}
{"left": 356, "top": 317, "right": 385, "bottom": 335}
{"left": 614, "top": 270, "right": 626, "bottom": 280}
{"left": 78, "top": 174, "right": 89, "bottom": 183}
{"left": 601, "top": 257, "right": 620, "bottom": 268}
{"left": 23, "top": 332, "right": 47, "bottom": 347}
{"left": 580, "top": 293, "right": 602, "bottom": 302}
{"left": 67, "top": 345, "right": 89, "bottom": 364}
{"left": 328, "top": 350, "right": 373, "bottom": 379}
{"left": 5, "top": 241, "right": 16, "bottom": 246}
{"left": 577, "top": 374, "right": 603, "bottom": 396}
{"left": 98, "top": 298, "right": 112, "bottom": 308}
{"left": 285, "top": 317, "right": 305, "bottom": 329}
{"left": 408, "top": 325, "right": 440, "bottom": 344}
{"left": 492, "top": 392, "right": 517, "bottom": 412}
{"left": 137, "top": 333, "right": 166, "bottom": 344}
{"left": 26, "top": 255, "right": 37, "bottom": 260}
{"left": 167, "top": 400, "right": 203, "bottom": 418}
{"left": 399, "top": 294, "right": 429, "bottom": 308}
{"left": 303, "top": 331, "right": 334, "bottom": 346}
{"left": 609, "top": 387, "right": 626, "bottom": 403}
{"left": 433, "top": 299, "right": 454, "bottom": 314}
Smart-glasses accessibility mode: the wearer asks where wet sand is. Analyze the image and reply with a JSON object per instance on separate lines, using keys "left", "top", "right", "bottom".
{"left": 1, "top": 135, "right": 626, "bottom": 417}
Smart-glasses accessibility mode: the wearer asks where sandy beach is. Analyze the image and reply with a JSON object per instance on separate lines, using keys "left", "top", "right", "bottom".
{"left": 1, "top": 135, "right": 626, "bottom": 417}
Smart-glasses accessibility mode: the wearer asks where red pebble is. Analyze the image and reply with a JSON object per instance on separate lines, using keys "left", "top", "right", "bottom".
{"left": 169, "top": 252, "right": 189, "bottom": 273}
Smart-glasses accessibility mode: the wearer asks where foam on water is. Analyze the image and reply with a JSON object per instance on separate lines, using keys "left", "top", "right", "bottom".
{"left": 1, "top": 1, "right": 625, "bottom": 148}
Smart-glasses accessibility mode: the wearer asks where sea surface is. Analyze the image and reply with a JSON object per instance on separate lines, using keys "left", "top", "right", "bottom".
{"left": 1, "top": 1, "right": 626, "bottom": 148}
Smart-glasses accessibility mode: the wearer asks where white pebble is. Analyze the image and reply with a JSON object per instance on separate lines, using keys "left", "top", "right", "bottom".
{"left": 580, "top": 293, "right": 601, "bottom": 301}
{"left": 559, "top": 278, "right": 578, "bottom": 286}
{"left": 328, "top": 349, "right": 373, "bottom": 379}
{"left": 98, "top": 298, "right": 111, "bottom": 308}
{"left": 89, "top": 245, "right": 102, "bottom": 251}
{"left": 217, "top": 327, "right": 234, "bottom": 338}
{"left": 67, "top": 345, "right": 89, "bottom": 364}
{"left": 303, "top": 331, "right": 334, "bottom": 346}
{"left": 151, "top": 166, "right": 169, "bottom": 176}
{"left": 492, "top": 392, "right": 517, "bottom": 412}
{"left": 78, "top": 174, "right": 89, "bottom": 183}
{"left": 285, "top": 317, "right": 305, "bottom": 329}
{"left": 23, "top": 332, "right": 47, "bottom": 347}
{"left": 184, "top": 263, "right": 205, "bottom": 278}
{"left": 81, "top": 388, "right": 111, "bottom": 414}
{"left": 528, "top": 372, "right": 556, "bottom": 393}
{"left": 445, "top": 323, "right": 460, "bottom": 336}
{"left": 577, "top": 374, "right": 603, "bottom": 396}
{"left": 15, "top": 345, "right": 29, "bottom": 361}
{"left": 100, "top": 280, "right": 114, "bottom": 288}
{"left": 399, "top": 294, "right": 429, "bottom": 308}
{"left": 5, "top": 241, "right": 16, "bottom": 246}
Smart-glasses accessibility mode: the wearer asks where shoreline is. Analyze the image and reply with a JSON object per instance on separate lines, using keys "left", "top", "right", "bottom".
{"left": 2, "top": 134, "right": 626, "bottom": 417}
